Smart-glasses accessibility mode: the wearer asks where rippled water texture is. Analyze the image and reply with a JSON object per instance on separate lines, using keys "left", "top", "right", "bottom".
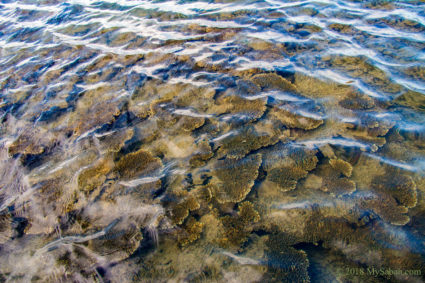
{"left": 1, "top": 0, "right": 425, "bottom": 282}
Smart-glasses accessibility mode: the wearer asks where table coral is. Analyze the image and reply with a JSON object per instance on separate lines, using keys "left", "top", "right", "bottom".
{"left": 113, "top": 148, "right": 162, "bottom": 179}
{"left": 210, "top": 154, "right": 262, "bottom": 203}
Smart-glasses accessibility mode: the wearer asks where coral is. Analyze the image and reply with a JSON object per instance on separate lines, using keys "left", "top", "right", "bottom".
{"left": 178, "top": 216, "right": 204, "bottom": 246}
{"left": 171, "top": 196, "right": 200, "bottom": 225}
{"left": 215, "top": 125, "right": 278, "bottom": 159}
{"left": 0, "top": 213, "right": 13, "bottom": 244}
{"left": 339, "top": 93, "right": 375, "bottom": 110}
{"left": 403, "top": 65, "right": 425, "bottom": 81}
{"left": 343, "top": 112, "right": 396, "bottom": 147}
{"left": 189, "top": 137, "right": 214, "bottom": 167}
{"left": 264, "top": 233, "right": 310, "bottom": 283}
{"left": 325, "top": 55, "right": 402, "bottom": 94}
{"left": 219, "top": 202, "right": 260, "bottom": 247}
{"left": 315, "top": 162, "right": 356, "bottom": 196}
{"left": 253, "top": 118, "right": 291, "bottom": 142}
{"left": 371, "top": 174, "right": 417, "bottom": 208}
{"left": 238, "top": 201, "right": 261, "bottom": 224}
{"left": 174, "top": 85, "right": 216, "bottom": 112}
{"left": 88, "top": 222, "right": 143, "bottom": 262}
{"left": 8, "top": 133, "right": 45, "bottom": 156}
{"left": 288, "top": 146, "right": 319, "bottom": 171}
{"left": 393, "top": 90, "right": 425, "bottom": 112}
{"left": 368, "top": 15, "right": 424, "bottom": 33}
{"left": 208, "top": 95, "right": 266, "bottom": 121}
{"left": 251, "top": 73, "right": 297, "bottom": 92}
{"left": 323, "top": 177, "right": 356, "bottom": 195}
{"left": 151, "top": 99, "right": 206, "bottom": 133}
{"left": 357, "top": 191, "right": 410, "bottom": 226}
{"left": 210, "top": 154, "right": 262, "bottom": 203}
{"left": 329, "top": 159, "right": 353, "bottom": 177}
{"left": 352, "top": 161, "right": 416, "bottom": 225}
{"left": 71, "top": 98, "right": 121, "bottom": 137}
{"left": 261, "top": 144, "right": 319, "bottom": 192}
{"left": 96, "top": 128, "right": 135, "bottom": 153}
{"left": 328, "top": 23, "right": 355, "bottom": 34}
{"left": 363, "top": 0, "right": 394, "bottom": 10}
{"left": 77, "top": 159, "right": 112, "bottom": 194}
{"left": 268, "top": 106, "right": 323, "bottom": 130}
{"left": 261, "top": 143, "right": 317, "bottom": 171}
{"left": 38, "top": 177, "right": 64, "bottom": 204}
{"left": 293, "top": 73, "right": 354, "bottom": 99}
{"left": 266, "top": 166, "right": 308, "bottom": 192}
{"left": 113, "top": 148, "right": 162, "bottom": 179}
{"left": 177, "top": 115, "right": 205, "bottom": 132}
{"left": 236, "top": 79, "right": 261, "bottom": 96}
{"left": 318, "top": 144, "right": 336, "bottom": 159}
{"left": 189, "top": 151, "right": 213, "bottom": 168}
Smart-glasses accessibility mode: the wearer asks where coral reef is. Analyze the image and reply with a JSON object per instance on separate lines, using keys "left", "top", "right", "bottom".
{"left": 178, "top": 216, "right": 204, "bottom": 246}
{"left": 268, "top": 106, "right": 323, "bottom": 130}
{"left": 78, "top": 159, "right": 112, "bottom": 195}
{"left": 329, "top": 158, "right": 353, "bottom": 177}
{"left": 214, "top": 125, "right": 278, "bottom": 159}
{"left": 264, "top": 233, "right": 310, "bottom": 283}
{"left": 170, "top": 196, "right": 200, "bottom": 225}
{"left": 251, "top": 73, "right": 297, "bottom": 92}
{"left": 372, "top": 174, "right": 417, "bottom": 208}
{"left": 113, "top": 149, "right": 162, "bottom": 179}
{"left": 1, "top": 4, "right": 424, "bottom": 281}
{"left": 210, "top": 154, "right": 262, "bottom": 203}
{"left": 219, "top": 202, "right": 260, "bottom": 248}
{"left": 209, "top": 95, "right": 266, "bottom": 121}
{"left": 261, "top": 144, "right": 319, "bottom": 192}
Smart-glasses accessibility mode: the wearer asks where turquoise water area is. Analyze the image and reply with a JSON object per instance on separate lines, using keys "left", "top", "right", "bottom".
{"left": 0, "top": 0, "right": 425, "bottom": 282}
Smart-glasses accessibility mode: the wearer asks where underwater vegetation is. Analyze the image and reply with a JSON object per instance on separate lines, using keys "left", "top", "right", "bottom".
{"left": 0, "top": 0, "right": 425, "bottom": 282}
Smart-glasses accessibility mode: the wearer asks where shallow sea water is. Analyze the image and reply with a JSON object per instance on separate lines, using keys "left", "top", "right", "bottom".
{"left": 0, "top": 0, "right": 425, "bottom": 282}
